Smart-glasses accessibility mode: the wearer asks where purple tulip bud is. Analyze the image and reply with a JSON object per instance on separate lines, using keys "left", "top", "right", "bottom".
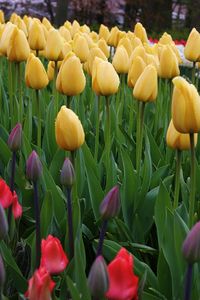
{"left": 60, "top": 158, "right": 75, "bottom": 187}
{"left": 0, "top": 203, "right": 8, "bottom": 240}
{"left": 0, "top": 255, "right": 5, "bottom": 288}
{"left": 26, "top": 151, "right": 42, "bottom": 182}
{"left": 100, "top": 186, "right": 120, "bottom": 219}
{"left": 88, "top": 255, "right": 109, "bottom": 297}
{"left": 7, "top": 123, "right": 22, "bottom": 152}
{"left": 182, "top": 221, "right": 200, "bottom": 263}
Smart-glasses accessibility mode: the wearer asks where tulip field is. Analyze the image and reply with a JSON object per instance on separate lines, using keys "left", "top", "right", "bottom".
{"left": 1, "top": 9, "right": 200, "bottom": 300}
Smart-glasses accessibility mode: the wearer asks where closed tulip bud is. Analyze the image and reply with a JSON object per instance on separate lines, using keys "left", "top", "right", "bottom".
{"left": 56, "top": 52, "right": 86, "bottom": 96}
{"left": 92, "top": 57, "right": 120, "bottom": 96}
{"left": 132, "top": 36, "right": 143, "bottom": 50}
{"left": 159, "top": 32, "right": 173, "bottom": 45}
{"left": 47, "top": 61, "right": 55, "bottom": 81}
{"left": 64, "top": 20, "right": 71, "bottom": 30}
{"left": 80, "top": 24, "right": 90, "bottom": 34}
{"left": 42, "top": 17, "right": 52, "bottom": 30}
{"left": 88, "top": 256, "right": 109, "bottom": 297}
{"left": 99, "top": 24, "right": 110, "bottom": 42}
{"left": 0, "top": 203, "right": 8, "bottom": 240}
{"left": 8, "top": 123, "right": 22, "bottom": 152}
{"left": 112, "top": 46, "right": 129, "bottom": 74}
{"left": 100, "top": 186, "right": 120, "bottom": 219}
{"left": 133, "top": 65, "right": 158, "bottom": 102}
{"left": 134, "top": 22, "right": 148, "bottom": 44}
{"left": 158, "top": 45, "right": 180, "bottom": 78}
{"left": 182, "top": 221, "right": 200, "bottom": 263}
{"left": 10, "top": 12, "right": 18, "bottom": 23}
{"left": 172, "top": 76, "right": 200, "bottom": 133}
{"left": 129, "top": 45, "right": 147, "bottom": 66}
{"left": 98, "top": 38, "right": 110, "bottom": 58}
{"left": 0, "top": 22, "right": 16, "bottom": 55}
{"left": 128, "top": 56, "right": 146, "bottom": 88}
{"left": 28, "top": 20, "right": 46, "bottom": 51}
{"left": 62, "top": 41, "right": 72, "bottom": 57}
{"left": 118, "top": 37, "right": 132, "bottom": 57}
{"left": 59, "top": 26, "right": 71, "bottom": 42}
{"left": 166, "top": 120, "right": 198, "bottom": 150}
{"left": 14, "top": 15, "right": 28, "bottom": 36}
{"left": 26, "top": 150, "right": 42, "bottom": 182}
{"left": 70, "top": 20, "right": 80, "bottom": 38}
{"left": 90, "top": 31, "right": 99, "bottom": 43}
{"left": 45, "top": 29, "right": 64, "bottom": 61}
{"left": 0, "top": 255, "right": 5, "bottom": 288}
{"left": 184, "top": 28, "right": 200, "bottom": 62}
{"left": 108, "top": 26, "right": 120, "bottom": 47}
{"left": 87, "top": 46, "right": 107, "bottom": 76}
{"left": 60, "top": 158, "right": 75, "bottom": 187}
{"left": 25, "top": 53, "right": 49, "bottom": 89}
{"left": 7, "top": 27, "right": 30, "bottom": 62}
{"left": 55, "top": 106, "right": 85, "bottom": 151}
{"left": 0, "top": 10, "right": 5, "bottom": 23}
{"left": 73, "top": 34, "right": 89, "bottom": 63}
{"left": 146, "top": 54, "right": 159, "bottom": 70}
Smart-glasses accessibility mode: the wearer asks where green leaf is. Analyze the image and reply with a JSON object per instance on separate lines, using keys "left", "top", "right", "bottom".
{"left": 66, "top": 276, "right": 81, "bottom": 300}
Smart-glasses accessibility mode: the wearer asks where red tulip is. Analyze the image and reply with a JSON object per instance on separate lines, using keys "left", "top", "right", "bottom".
{"left": 106, "top": 248, "right": 139, "bottom": 300}
{"left": 12, "top": 191, "right": 22, "bottom": 219}
{"left": 0, "top": 179, "right": 13, "bottom": 208}
{"left": 40, "top": 235, "right": 69, "bottom": 274}
{"left": 25, "top": 267, "right": 55, "bottom": 300}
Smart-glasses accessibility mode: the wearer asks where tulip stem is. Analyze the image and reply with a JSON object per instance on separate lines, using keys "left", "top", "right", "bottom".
{"left": 192, "top": 62, "right": 196, "bottom": 85}
{"left": 17, "top": 62, "right": 23, "bottom": 123}
{"left": 66, "top": 187, "right": 74, "bottom": 259}
{"left": 8, "top": 151, "right": 16, "bottom": 227}
{"left": 35, "top": 89, "right": 41, "bottom": 148}
{"left": 184, "top": 263, "right": 193, "bottom": 300}
{"left": 174, "top": 150, "right": 181, "bottom": 210}
{"left": 8, "top": 61, "right": 14, "bottom": 128}
{"left": 105, "top": 96, "right": 110, "bottom": 177}
{"left": 33, "top": 181, "right": 41, "bottom": 268}
{"left": 66, "top": 96, "right": 72, "bottom": 108}
{"left": 94, "top": 96, "right": 100, "bottom": 161}
{"left": 136, "top": 101, "right": 145, "bottom": 174}
{"left": 128, "top": 99, "right": 134, "bottom": 137}
{"left": 189, "top": 133, "right": 196, "bottom": 228}
{"left": 53, "top": 61, "right": 58, "bottom": 115}
{"left": 96, "top": 219, "right": 108, "bottom": 257}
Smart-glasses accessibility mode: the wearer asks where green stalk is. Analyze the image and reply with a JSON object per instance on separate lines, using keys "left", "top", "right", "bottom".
{"left": 94, "top": 95, "right": 100, "bottom": 161}
{"left": 189, "top": 133, "right": 196, "bottom": 228}
{"left": 128, "top": 98, "right": 134, "bottom": 136}
{"left": 105, "top": 96, "right": 110, "bottom": 153}
{"left": 8, "top": 61, "right": 13, "bottom": 128}
{"left": 67, "top": 95, "right": 72, "bottom": 108}
{"left": 53, "top": 61, "right": 58, "bottom": 115}
{"left": 17, "top": 62, "right": 23, "bottom": 123}
{"left": 35, "top": 89, "right": 41, "bottom": 148}
{"left": 174, "top": 149, "right": 182, "bottom": 209}
{"left": 136, "top": 101, "right": 145, "bottom": 174}
{"left": 191, "top": 62, "right": 196, "bottom": 85}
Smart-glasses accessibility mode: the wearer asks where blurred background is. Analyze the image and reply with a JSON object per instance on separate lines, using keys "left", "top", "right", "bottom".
{"left": 0, "top": 0, "right": 198, "bottom": 38}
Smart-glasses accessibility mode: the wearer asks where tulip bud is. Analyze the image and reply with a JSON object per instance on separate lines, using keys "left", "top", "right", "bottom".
{"left": 0, "top": 10, "right": 5, "bottom": 23}
{"left": 45, "top": 29, "right": 64, "bottom": 61}
{"left": 73, "top": 34, "right": 90, "bottom": 63}
{"left": 184, "top": 28, "right": 200, "bottom": 62}
{"left": 134, "top": 22, "right": 148, "bottom": 44}
{"left": 42, "top": 17, "right": 52, "bottom": 30}
{"left": 7, "top": 27, "right": 30, "bottom": 62}
{"left": 108, "top": 26, "right": 120, "bottom": 47}
{"left": 118, "top": 37, "right": 132, "bottom": 57}
{"left": 0, "top": 203, "right": 8, "bottom": 240}
{"left": 159, "top": 32, "right": 173, "bottom": 45}
{"left": 28, "top": 20, "right": 46, "bottom": 51}
{"left": 56, "top": 52, "right": 86, "bottom": 96}
{"left": 92, "top": 57, "right": 120, "bottom": 96}
{"left": 0, "top": 22, "right": 16, "bottom": 56}
{"left": 55, "top": 106, "right": 85, "bottom": 151}
{"left": 99, "top": 24, "right": 110, "bottom": 42}
{"left": 80, "top": 24, "right": 90, "bottom": 34}
{"left": 25, "top": 53, "right": 49, "bottom": 90}
{"left": 133, "top": 64, "right": 158, "bottom": 102}
{"left": 128, "top": 56, "right": 146, "bottom": 88}
{"left": 0, "top": 255, "right": 5, "bottom": 288}
{"left": 98, "top": 38, "right": 110, "bottom": 58}
{"left": 70, "top": 20, "right": 80, "bottom": 38}
{"left": 88, "top": 256, "right": 109, "bottom": 297}
{"left": 182, "top": 221, "right": 200, "bottom": 263}
{"left": 129, "top": 45, "right": 146, "bottom": 66}
{"left": 59, "top": 26, "right": 71, "bottom": 42}
{"left": 112, "top": 46, "right": 129, "bottom": 74}
{"left": 26, "top": 151, "right": 42, "bottom": 182}
{"left": 100, "top": 186, "right": 120, "bottom": 219}
{"left": 60, "top": 158, "right": 75, "bottom": 187}
{"left": 87, "top": 46, "right": 107, "bottom": 76}
{"left": 158, "top": 45, "right": 180, "bottom": 79}
{"left": 166, "top": 120, "right": 198, "bottom": 150}
{"left": 172, "top": 76, "right": 200, "bottom": 133}
{"left": 7, "top": 123, "right": 22, "bottom": 152}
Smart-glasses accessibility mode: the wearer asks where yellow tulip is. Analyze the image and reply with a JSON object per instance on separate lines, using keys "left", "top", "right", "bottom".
{"left": 73, "top": 34, "right": 89, "bottom": 63}
{"left": 90, "top": 31, "right": 99, "bottom": 42}
{"left": 0, "top": 10, "right": 5, "bottom": 23}
{"left": 166, "top": 119, "right": 198, "bottom": 150}
{"left": 134, "top": 22, "right": 148, "bottom": 44}
{"left": 87, "top": 46, "right": 107, "bottom": 76}
{"left": 133, "top": 65, "right": 158, "bottom": 102}
{"left": 70, "top": 20, "right": 80, "bottom": 38}
{"left": 7, "top": 27, "right": 30, "bottom": 62}
{"left": 56, "top": 52, "right": 86, "bottom": 96}
{"left": 42, "top": 17, "right": 52, "bottom": 30}
{"left": 158, "top": 45, "right": 180, "bottom": 78}
{"left": 55, "top": 105, "right": 85, "bottom": 151}
{"left": 129, "top": 45, "right": 146, "bottom": 66}
{"left": 62, "top": 41, "right": 72, "bottom": 57}
{"left": 98, "top": 38, "right": 109, "bottom": 58}
{"left": 13, "top": 15, "right": 28, "bottom": 36}
{"left": 45, "top": 29, "right": 64, "bottom": 61}
{"left": 108, "top": 26, "right": 120, "bottom": 47}
{"left": 146, "top": 54, "right": 159, "bottom": 71}
{"left": 64, "top": 20, "right": 71, "bottom": 31}
{"left": 47, "top": 61, "right": 62, "bottom": 81}
{"left": 92, "top": 57, "right": 120, "bottom": 96}
{"left": 28, "top": 20, "right": 46, "bottom": 51}
{"left": 112, "top": 46, "right": 129, "bottom": 74}
{"left": 172, "top": 76, "right": 200, "bottom": 133}
{"left": 59, "top": 26, "right": 71, "bottom": 42}
{"left": 0, "top": 22, "right": 16, "bottom": 55}
{"left": 80, "top": 24, "right": 90, "bottom": 34}
{"left": 25, "top": 53, "right": 49, "bottom": 89}
{"left": 118, "top": 37, "right": 132, "bottom": 57}
{"left": 128, "top": 56, "right": 146, "bottom": 88}
{"left": 99, "top": 24, "right": 110, "bottom": 42}
{"left": 184, "top": 28, "right": 200, "bottom": 62}
{"left": 159, "top": 32, "right": 173, "bottom": 45}
{"left": 10, "top": 13, "right": 18, "bottom": 23}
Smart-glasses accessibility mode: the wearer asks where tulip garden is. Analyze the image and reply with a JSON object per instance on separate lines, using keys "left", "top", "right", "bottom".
{"left": 1, "top": 8, "right": 200, "bottom": 300}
